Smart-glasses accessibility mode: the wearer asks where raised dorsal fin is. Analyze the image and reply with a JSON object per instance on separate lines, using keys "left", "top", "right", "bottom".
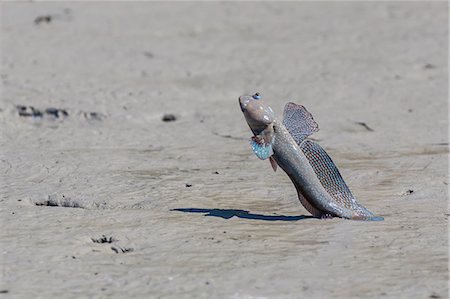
{"left": 282, "top": 102, "right": 319, "bottom": 145}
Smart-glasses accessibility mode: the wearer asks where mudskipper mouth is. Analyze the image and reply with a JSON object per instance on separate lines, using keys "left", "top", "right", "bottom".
{"left": 239, "top": 102, "right": 246, "bottom": 112}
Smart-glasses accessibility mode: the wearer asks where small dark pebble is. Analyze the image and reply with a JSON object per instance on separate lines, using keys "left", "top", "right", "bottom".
{"left": 423, "top": 63, "right": 436, "bottom": 69}
{"left": 429, "top": 293, "right": 440, "bottom": 298}
{"left": 72, "top": 256, "right": 76, "bottom": 259}
{"left": 34, "top": 15, "right": 52, "bottom": 24}
{"left": 185, "top": 184, "right": 192, "bottom": 187}
{"left": 205, "top": 281, "right": 210, "bottom": 285}
{"left": 162, "top": 114, "right": 177, "bottom": 122}
{"left": 404, "top": 189, "right": 414, "bottom": 195}
{"left": 143, "top": 51, "right": 154, "bottom": 58}
{"left": 213, "top": 171, "right": 219, "bottom": 174}
{"left": 0, "top": 290, "right": 9, "bottom": 294}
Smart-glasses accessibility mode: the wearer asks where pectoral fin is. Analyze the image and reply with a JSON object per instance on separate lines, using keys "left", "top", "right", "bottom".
{"left": 269, "top": 156, "right": 278, "bottom": 172}
{"left": 282, "top": 102, "right": 319, "bottom": 145}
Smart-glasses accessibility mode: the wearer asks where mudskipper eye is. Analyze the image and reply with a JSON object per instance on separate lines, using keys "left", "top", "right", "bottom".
{"left": 252, "top": 92, "right": 261, "bottom": 100}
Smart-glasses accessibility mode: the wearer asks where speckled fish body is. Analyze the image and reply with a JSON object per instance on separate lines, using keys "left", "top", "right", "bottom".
{"left": 239, "top": 93, "right": 383, "bottom": 221}
{"left": 271, "top": 120, "right": 377, "bottom": 220}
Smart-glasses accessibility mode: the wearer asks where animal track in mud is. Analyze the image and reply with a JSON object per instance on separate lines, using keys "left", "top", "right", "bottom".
{"left": 34, "top": 15, "right": 52, "bottom": 24}
{"left": 82, "top": 111, "right": 105, "bottom": 121}
{"left": 212, "top": 132, "right": 247, "bottom": 141}
{"left": 31, "top": 194, "right": 108, "bottom": 210}
{"left": 91, "top": 235, "right": 117, "bottom": 244}
{"left": 45, "top": 107, "right": 69, "bottom": 118}
{"left": 401, "top": 189, "right": 415, "bottom": 196}
{"left": 91, "top": 235, "right": 133, "bottom": 254}
{"left": 14, "top": 105, "right": 105, "bottom": 122}
{"left": 16, "top": 105, "right": 44, "bottom": 117}
{"left": 111, "top": 246, "right": 134, "bottom": 254}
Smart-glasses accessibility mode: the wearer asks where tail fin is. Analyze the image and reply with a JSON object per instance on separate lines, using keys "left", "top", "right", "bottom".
{"left": 351, "top": 214, "right": 384, "bottom": 221}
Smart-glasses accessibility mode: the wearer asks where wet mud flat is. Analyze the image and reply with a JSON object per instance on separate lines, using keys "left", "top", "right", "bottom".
{"left": 1, "top": 2, "right": 448, "bottom": 299}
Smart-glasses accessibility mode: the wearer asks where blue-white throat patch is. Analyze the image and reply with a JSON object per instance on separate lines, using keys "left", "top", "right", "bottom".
{"left": 250, "top": 139, "right": 273, "bottom": 160}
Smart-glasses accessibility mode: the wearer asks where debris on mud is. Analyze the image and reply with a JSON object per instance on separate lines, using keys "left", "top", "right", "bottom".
{"left": 354, "top": 121, "right": 374, "bottom": 132}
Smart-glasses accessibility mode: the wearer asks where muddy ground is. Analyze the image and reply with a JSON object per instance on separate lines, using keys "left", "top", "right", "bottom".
{"left": 1, "top": 2, "right": 448, "bottom": 299}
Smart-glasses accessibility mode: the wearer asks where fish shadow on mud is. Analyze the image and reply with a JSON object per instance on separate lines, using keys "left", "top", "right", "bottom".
{"left": 171, "top": 208, "right": 313, "bottom": 221}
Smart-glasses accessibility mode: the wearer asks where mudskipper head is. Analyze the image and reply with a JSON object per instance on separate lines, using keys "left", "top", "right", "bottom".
{"left": 239, "top": 92, "right": 275, "bottom": 135}
{"left": 239, "top": 92, "right": 276, "bottom": 160}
